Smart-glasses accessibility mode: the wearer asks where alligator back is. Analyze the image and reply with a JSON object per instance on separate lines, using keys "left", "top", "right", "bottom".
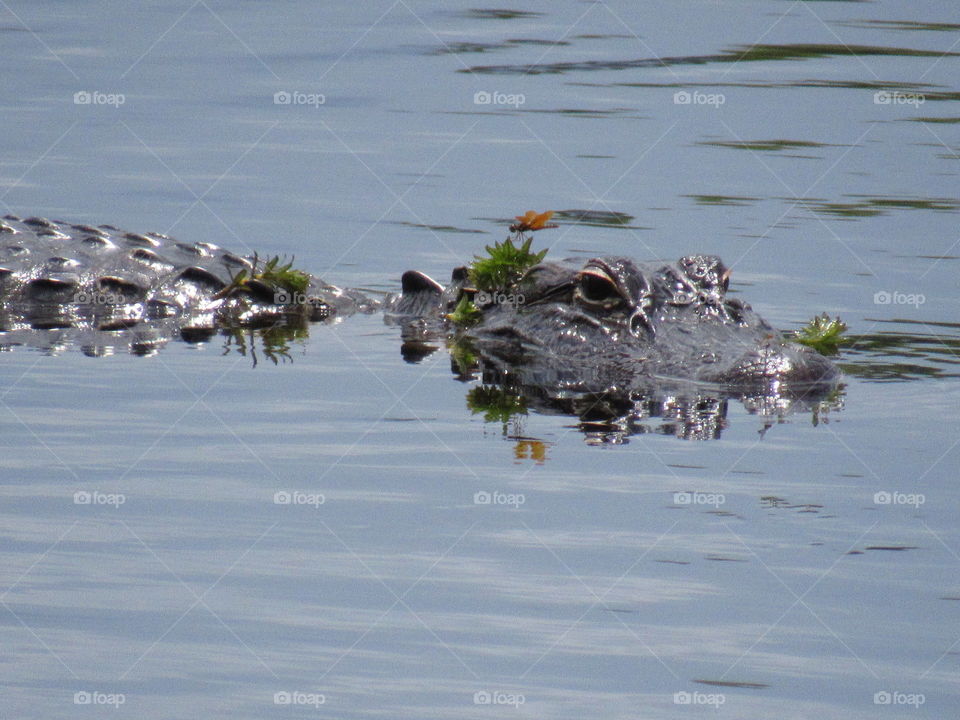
{"left": 0, "top": 215, "right": 372, "bottom": 355}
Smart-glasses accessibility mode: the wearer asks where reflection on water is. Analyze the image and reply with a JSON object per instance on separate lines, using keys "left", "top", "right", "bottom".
{"left": 455, "top": 354, "right": 844, "bottom": 444}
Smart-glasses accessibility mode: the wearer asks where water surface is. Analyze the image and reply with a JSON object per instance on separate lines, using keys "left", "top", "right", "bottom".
{"left": 1, "top": 1, "right": 958, "bottom": 718}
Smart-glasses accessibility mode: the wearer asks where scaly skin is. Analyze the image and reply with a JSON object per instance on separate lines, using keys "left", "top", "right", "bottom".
{"left": 0, "top": 215, "right": 374, "bottom": 355}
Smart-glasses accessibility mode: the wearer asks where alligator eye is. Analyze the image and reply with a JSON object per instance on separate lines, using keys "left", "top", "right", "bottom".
{"left": 576, "top": 269, "right": 621, "bottom": 308}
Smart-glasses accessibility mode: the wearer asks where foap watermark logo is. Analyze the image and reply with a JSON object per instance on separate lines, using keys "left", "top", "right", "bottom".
{"left": 74, "top": 90, "right": 125, "bottom": 107}
{"left": 274, "top": 90, "right": 325, "bottom": 108}
{"left": 72, "top": 290, "right": 134, "bottom": 306}
{"left": 274, "top": 490, "right": 325, "bottom": 508}
{"left": 473, "top": 690, "right": 525, "bottom": 707}
{"left": 474, "top": 90, "right": 525, "bottom": 108}
{"left": 74, "top": 491, "right": 125, "bottom": 508}
{"left": 874, "top": 91, "right": 925, "bottom": 107}
{"left": 873, "top": 290, "right": 925, "bottom": 308}
{"left": 674, "top": 491, "right": 725, "bottom": 508}
{"left": 274, "top": 290, "right": 311, "bottom": 306}
{"left": 673, "top": 690, "right": 725, "bottom": 707}
{"left": 874, "top": 690, "right": 925, "bottom": 707}
{"left": 874, "top": 491, "right": 925, "bottom": 508}
{"left": 474, "top": 290, "right": 525, "bottom": 308}
{"left": 673, "top": 90, "right": 725, "bottom": 108}
{"left": 274, "top": 691, "right": 325, "bottom": 707}
{"left": 474, "top": 490, "right": 525, "bottom": 508}
{"left": 74, "top": 690, "right": 125, "bottom": 707}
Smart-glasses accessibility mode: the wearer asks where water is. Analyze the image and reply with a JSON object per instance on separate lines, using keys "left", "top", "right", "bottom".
{"left": 1, "top": 1, "right": 958, "bottom": 717}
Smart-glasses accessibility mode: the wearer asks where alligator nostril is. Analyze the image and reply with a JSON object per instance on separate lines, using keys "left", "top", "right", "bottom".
{"left": 629, "top": 311, "right": 652, "bottom": 338}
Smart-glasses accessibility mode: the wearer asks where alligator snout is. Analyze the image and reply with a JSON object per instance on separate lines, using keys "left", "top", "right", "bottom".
{"left": 725, "top": 341, "right": 840, "bottom": 391}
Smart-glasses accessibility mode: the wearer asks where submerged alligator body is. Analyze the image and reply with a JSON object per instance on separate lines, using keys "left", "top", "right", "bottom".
{"left": 0, "top": 215, "right": 373, "bottom": 355}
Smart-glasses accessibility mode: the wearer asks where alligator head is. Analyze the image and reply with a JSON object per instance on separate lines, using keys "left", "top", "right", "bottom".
{"left": 386, "top": 253, "right": 840, "bottom": 395}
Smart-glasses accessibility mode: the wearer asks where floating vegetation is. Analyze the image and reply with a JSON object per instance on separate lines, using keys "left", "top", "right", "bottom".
{"left": 448, "top": 294, "right": 482, "bottom": 327}
{"left": 214, "top": 254, "right": 310, "bottom": 302}
{"left": 837, "top": 320, "right": 960, "bottom": 381}
{"left": 797, "top": 195, "right": 960, "bottom": 218}
{"left": 461, "top": 43, "right": 959, "bottom": 74}
{"left": 602, "top": 79, "right": 934, "bottom": 92}
{"left": 429, "top": 37, "right": 569, "bottom": 55}
{"left": 865, "top": 546, "right": 918, "bottom": 552}
{"left": 694, "top": 679, "right": 769, "bottom": 690}
{"left": 836, "top": 20, "right": 960, "bottom": 32}
{"left": 522, "top": 107, "right": 640, "bottom": 119}
{"left": 700, "top": 139, "right": 832, "bottom": 152}
{"left": 387, "top": 220, "right": 487, "bottom": 234}
{"left": 685, "top": 195, "right": 760, "bottom": 207}
{"left": 464, "top": 8, "right": 543, "bottom": 20}
{"left": 908, "top": 117, "right": 960, "bottom": 124}
{"left": 725, "top": 43, "right": 952, "bottom": 63}
{"left": 573, "top": 33, "right": 634, "bottom": 40}
{"left": 553, "top": 209, "right": 635, "bottom": 227}
{"left": 432, "top": 41, "right": 500, "bottom": 55}
{"left": 795, "top": 314, "right": 849, "bottom": 355}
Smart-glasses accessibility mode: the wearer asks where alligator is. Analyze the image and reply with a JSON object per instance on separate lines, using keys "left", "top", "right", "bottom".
{"left": 385, "top": 253, "right": 839, "bottom": 391}
{"left": 384, "top": 253, "right": 842, "bottom": 440}
{"left": 0, "top": 215, "right": 374, "bottom": 355}
{"left": 0, "top": 213, "right": 841, "bottom": 438}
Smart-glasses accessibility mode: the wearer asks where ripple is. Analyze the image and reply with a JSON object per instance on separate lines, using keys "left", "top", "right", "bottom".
{"left": 462, "top": 43, "right": 959, "bottom": 75}
{"left": 795, "top": 195, "right": 960, "bottom": 218}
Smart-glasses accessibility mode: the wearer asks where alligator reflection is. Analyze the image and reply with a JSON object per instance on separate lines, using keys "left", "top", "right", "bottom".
{"left": 220, "top": 325, "right": 309, "bottom": 366}
{"left": 404, "top": 338, "right": 845, "bottom": 444}
{"left": 0, "top": 309, "right": 317, "bottom": 363}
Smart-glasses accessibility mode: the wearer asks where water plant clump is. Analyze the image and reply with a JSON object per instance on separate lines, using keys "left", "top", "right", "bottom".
{"left": 468, "top": 235, "right": 548, "bottom": 292}
{"left": 448, "top": 294, "right": 482, "bottom": 327}
{"left": 795, "top": 313, "right": 849, "bottom": 355}
{"left": 214, "top": 253, "right": 310, "bottom": 301}
{"left": 448, "top": 210, "right": 555, "bottom": 327}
